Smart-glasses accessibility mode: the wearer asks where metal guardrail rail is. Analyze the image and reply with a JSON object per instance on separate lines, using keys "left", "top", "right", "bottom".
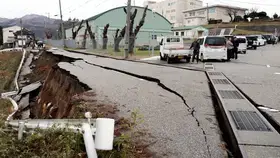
{"left": 207, "top": 70, "right": 280, "bottom": 158}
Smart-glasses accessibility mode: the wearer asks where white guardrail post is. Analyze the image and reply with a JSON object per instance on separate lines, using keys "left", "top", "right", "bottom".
{"left": 6, "top": 117, "right": 115, "bottom": 158}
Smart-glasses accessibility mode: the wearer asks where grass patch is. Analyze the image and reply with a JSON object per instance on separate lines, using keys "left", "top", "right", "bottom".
{"left": 68, "top": 47, "right": 160, "bottom": 59}
{"left": 203, "top": 21, "right": 280, "bottom": 29}
{"left": 0, "top": 52, "right": 22, "bottom": 93}
{"left": 232, "top": 29, "right": 270, "bottom": 35}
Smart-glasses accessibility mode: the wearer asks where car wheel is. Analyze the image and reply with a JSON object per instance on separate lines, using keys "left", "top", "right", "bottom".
{"left": 254, "top": 46, "right": 257, "bottom": 50}
{"left": 243, "top": 51, "right": 246, "bottom": 54}
{"left": 160, "top": 52, "right": 164, "bottom": 60}
{"left": 186, "top": 57, "right": 190, "bottom": 63}
{"left": 167, "top": 57, "right": 171, "bottom": 64}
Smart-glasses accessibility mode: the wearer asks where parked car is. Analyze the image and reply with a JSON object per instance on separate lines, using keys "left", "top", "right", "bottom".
{"left": 255, "top": 35, "right": 266, "bottom": 46}
{"left": 197, "top": 36, "right": 228, "bottom": 62}
{"left": 138, "top": 45, "right": 149, "bottom": 51}
{"left": 262, "top": 34, "right": 276, "bottom": 44}
{"left": 246, "top": 36, "right": 258, "bottom": 50}
{"left": 159, "top": 36, "right": 192, "bottom": 63}
{"left": 235, "top": 36, "right": 247, "bottom": 54}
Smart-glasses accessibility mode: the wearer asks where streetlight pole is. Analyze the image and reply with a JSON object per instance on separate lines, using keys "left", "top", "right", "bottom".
{"left": 59, "top": 0, "right": 65, "bottom": 47}
{"left": 20, "top": 19, "right": 23, "bottom": 49}
{"left": 124, "top": 0, "right": 132, "bottom": 58}
{"left": 152, "top": 10, "right": 155, "bottom": 56}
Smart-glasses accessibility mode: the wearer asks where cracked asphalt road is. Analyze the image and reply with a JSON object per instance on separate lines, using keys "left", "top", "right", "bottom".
{"left": 49, "top": 49, "right": 226, "bottom": 157}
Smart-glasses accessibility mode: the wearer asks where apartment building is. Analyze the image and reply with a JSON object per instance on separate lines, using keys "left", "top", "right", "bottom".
{"left": 144, "top": 0, "right": 203, "bottom": 27}
{"left": 183, "top": 5, "right": 247, "bottom": 26}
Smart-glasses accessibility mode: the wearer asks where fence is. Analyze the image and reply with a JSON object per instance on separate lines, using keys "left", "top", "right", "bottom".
{"left": 44, "top": 39, "right": 78, "bottom": 49}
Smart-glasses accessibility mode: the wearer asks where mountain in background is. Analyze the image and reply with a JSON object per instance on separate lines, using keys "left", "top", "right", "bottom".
{"left": 0, "top": 14, "right": 62, "bottom": 39}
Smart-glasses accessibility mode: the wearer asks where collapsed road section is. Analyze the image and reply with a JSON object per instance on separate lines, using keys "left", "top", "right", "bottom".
{"left": 46, "top": 48, "right": 226, "bottom": 157}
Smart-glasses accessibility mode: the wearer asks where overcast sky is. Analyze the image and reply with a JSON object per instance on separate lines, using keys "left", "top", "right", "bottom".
{"left": 0, "top": 0, "right": 279, "bottom": 20}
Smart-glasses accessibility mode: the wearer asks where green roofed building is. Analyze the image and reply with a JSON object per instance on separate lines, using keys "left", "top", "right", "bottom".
{"left": 65, "top": 6, "right": 172, "bottom": 48}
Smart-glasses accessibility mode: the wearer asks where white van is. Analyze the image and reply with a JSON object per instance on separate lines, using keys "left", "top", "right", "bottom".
{"left": 197, "top": 36, "right": 228, "bottom": 62}
{"left": 255, "top": 35, "right": 266, "bottom": 46}
{"left": 235, "top": 36, "right": 247, "bottom": 54}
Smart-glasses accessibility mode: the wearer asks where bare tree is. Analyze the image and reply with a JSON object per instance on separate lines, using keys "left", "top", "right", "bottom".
{"left": 113, "top": 6, "right": 148, "bottom": 54}
{"left": 82, "top": 28, "right": 88, "bottom": 49}
{"left": 85, "top": 20, "right": 97, "bottom": 49}
{"left": 102, "top": 24, "right": 110, "bottom": 49}
{"left": 72, "top": 20, "right": 84, "bottom": 40}
{"left": 129, "top": 6, "right": 148, "bottom": 54}
{"left": 226, "top": 8, "right": 238, "bottom": 22}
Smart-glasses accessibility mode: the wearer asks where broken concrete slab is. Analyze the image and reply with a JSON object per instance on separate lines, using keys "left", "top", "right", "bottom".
{"left": 21, "top": 109, "right": 30, "bottom": 119}
{"left": 20, "top": 53, "right": 34, "bottom": 76}
{"left": 1, "top": 91, "right": 18, "bottom": 98}
{"left": 18, "top": 82, "right": 42, "bottom": 95}
{"left": 18, "top": 94, "right": 29, "bottom": 110}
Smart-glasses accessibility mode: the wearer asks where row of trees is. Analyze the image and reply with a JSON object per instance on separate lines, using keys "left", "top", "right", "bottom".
{"left": 225, "top": 8, "right": 279, "bottom": 23}
{"left": 47, "top": 6, "right": 148, "bottom": 55}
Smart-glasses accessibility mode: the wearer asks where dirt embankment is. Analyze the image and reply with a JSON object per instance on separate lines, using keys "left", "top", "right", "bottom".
{"left": 34, "top": 65, "right": 91, "bottom": 119}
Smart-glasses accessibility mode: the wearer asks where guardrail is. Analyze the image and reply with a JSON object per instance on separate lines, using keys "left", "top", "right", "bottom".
{"left": 7, "top": 118, "right": 115, "bottom": 158}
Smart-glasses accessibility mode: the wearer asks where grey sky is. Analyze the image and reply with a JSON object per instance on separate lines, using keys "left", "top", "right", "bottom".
{"left": 0, "top": 0, "right": 279, "bottom": 20}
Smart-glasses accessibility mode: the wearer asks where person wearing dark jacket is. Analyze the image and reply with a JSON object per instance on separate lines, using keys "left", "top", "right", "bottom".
{"left": 232, "top": 37, "right": 239, "bottom": 60}
{"left": 190, "top": 39, "right": 200, "bottom": 63}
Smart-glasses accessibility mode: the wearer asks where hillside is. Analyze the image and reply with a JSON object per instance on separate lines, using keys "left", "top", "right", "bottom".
{"left": 0, "top": 14, "right": 61, "bottom": 39}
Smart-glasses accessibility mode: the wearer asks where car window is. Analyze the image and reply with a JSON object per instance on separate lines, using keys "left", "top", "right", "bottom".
{"left": 205, "top": 37, "right": 226, "bottom": 46}
{"left": 198, "top": 39, "right": 204, "bottom": 45}
{"left": 237, "top": 38, "right": 246, "bottom": 43}
{"left": 167, "top": 38, "right": 180, "bottom": 42}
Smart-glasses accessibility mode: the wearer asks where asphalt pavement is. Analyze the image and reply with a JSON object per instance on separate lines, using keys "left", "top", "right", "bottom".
{"left": 50, "top": 44, "right": 280, "bottom": 157}
{"left": 141, "top": 44, "right": 280, "bottom": 126}
{"left": 48, "top": 49, "right": 226, "bottom": 158}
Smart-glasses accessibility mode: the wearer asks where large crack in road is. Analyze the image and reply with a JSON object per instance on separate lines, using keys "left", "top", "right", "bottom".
{"left": 81, "top": 60, "right": 212, "bottom": 158}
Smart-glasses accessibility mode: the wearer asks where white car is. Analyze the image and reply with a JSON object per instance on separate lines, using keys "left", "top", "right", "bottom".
{"left": 197, "top": 36, "right": 228, "bottom": 62}
{"left": 159, "top": 36, "right": 192, "bottom": 64}
{"left": 235, "top": 36, "right": 247, "bottom": 54}
{"left": 255, "top": 35, "right": 267, "bottom": 46}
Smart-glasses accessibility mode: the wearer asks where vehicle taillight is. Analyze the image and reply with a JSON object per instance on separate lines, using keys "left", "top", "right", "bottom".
{"left": 204, "top": 44, "right": 209, "bottom": 47}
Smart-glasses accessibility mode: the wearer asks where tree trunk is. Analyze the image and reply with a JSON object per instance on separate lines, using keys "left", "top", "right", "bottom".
{"left": 103, "top": 38, "right": 108, "bottom": 49}
{"left": 92, "top": 40, "right": 97, "bottom": 49}
{"left": 114, "top": 37, "right": 123, "bottom": 52}
{"left": 129, "top": 36, "right": 135, "bottom": 54}
{"left": 82, "top": 28, "right": 88, "bottom": 49}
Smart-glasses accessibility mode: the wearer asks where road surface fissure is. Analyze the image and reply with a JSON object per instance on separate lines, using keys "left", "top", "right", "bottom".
{"left": 81, "top": 60, "right": 212, "bottom": 158}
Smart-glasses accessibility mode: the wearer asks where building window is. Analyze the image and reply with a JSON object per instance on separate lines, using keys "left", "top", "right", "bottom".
{"left": 198, "top": 11, "right": 205, "bottom": 15}
{"left": 190, "top": 2, "right": 194, "bottom": 5}
{"left": 181, "top": 32, "right": 184, "bottom": 36}
{"left": 171, "top": 9, "right": 175, "bottom": 12}
{"left": 170, "top": 16, "right": 175, "bottom": 20}
{"left": 166, "top": 10, "right": 170, "bottom": 13}
{"left": 188, "top": 20, "right": 191, "bottom": 23}
{"left": 176, "top": 32, "right": 179, "bottom": 36}
{"left": 189, "top": 12, "right": 195, "bottom": 16}
{"left": 208, "top": 8, "right": 215, "bottom": 13}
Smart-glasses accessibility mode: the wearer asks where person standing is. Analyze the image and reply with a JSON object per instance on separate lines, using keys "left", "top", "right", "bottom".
{"left": 226, "top": 38, "right": 234, "bottom": 60}
{"left": 232, "top": 37, "right": 239, "bottom": 60}
{"left": 190, "top": 39, "right": 200, "bottom": 63}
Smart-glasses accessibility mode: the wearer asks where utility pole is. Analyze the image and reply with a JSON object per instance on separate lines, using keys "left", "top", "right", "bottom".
{"left": 124, "top": 0, "right": 132, "bottom": 58}
{"left": 59, "top": 0, "right": 65, "bottom": 47}
{"left": 20, "top": 19, "right": 23, "bottom": 48}
{"left": 206, "top": 3, "right": 209, "bottom": 22}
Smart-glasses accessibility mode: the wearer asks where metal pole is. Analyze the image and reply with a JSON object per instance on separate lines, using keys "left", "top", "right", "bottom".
{"left": 20, "top": 19, "right": 23, "bottom": 48}
{"left": 59, "top": 0, "right": 65, "bottom": 47}
{"left": 124, "top": 0, "right": 132, "bottom": 58}
{"left": 207, "top": 3, "right": 209, "bottom": 22}
{"left": 152, "top": 12, "right": 155, "bottom": 56}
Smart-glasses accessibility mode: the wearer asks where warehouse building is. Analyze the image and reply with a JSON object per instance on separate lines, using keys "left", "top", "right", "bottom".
{"left": 65, "top": 6, "right": 172, "bottom": 48}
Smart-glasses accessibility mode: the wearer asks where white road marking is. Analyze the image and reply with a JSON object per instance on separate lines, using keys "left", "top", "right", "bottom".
{"left": 258, "top": 106, "right": 280, "bottom": 112}
{"left": 274, "top": 72, "right": 280, "bottom": 75}
{"left": 266, "top": 65, "right": 271, "bottom": 68}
